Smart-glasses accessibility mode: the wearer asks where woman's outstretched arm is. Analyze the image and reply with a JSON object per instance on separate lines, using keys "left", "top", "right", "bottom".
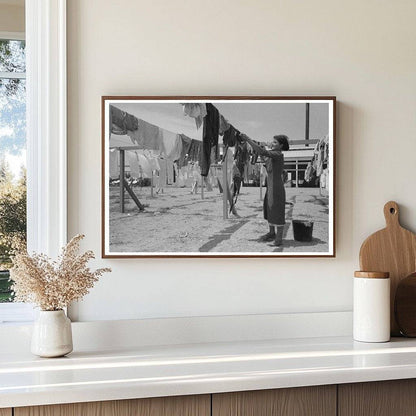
{"left": 241, "top": 134, "right": 281, "bottom": 159}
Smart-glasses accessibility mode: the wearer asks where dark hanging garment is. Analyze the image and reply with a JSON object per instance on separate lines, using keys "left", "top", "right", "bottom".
{"left": 234, "top": 140, "right": 249, "bottom": 177}
{"left": 222, "top": 125, "right": 238, "bottom": 147}
{"left": 111, "top": 105, "right": 128, "bottom": 135}
{"left": 178, "top": 134, "right": 193, "bottom": 168}
{"left": 200, "top": 103, "right": 219, "bottom": 176}
{"left": 250, "top": 151, "right": 259, "bottom": 165}
{"left": 187, "top": 139, "right": 202, "bottom": 164}
{"left": 125, "top": 114, "right": 139, "bottom": 131}
{"left": 110, "top": 105, "right": 139, "bottom": 132}
{"left": 219, "top": 115, "right": 230, "bottom": 135}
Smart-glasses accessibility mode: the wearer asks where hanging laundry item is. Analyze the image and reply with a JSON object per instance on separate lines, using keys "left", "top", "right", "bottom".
{"left": 222, "top": 125, "right": 239, "bottom": 147}
{"left": 136, "top": 152, "right": 153, "bottom": 178}
{"left": 324, "top": 135, "right": 329, "bottom": 161}
{"left": 167, "top": 159, "right": 175, "bottom": 185}
{"left": 127, "top": 119, "right": 163, "bottom": 151}
{"left": 152, "top": 174, "right": 160, "bottom": 188}
{"left": 176, "top": 169, "right": 185, "bottom": 187}
{"left": 250, "top": 151, "right": 259, "bottom": 165}
{"left": 158, "top": 157, "right": 168, "bottom": 186}
{"left": 219, "top": 115, "right": 230, "bottom": 135}
{"left": 109, "top": 149, "right": 119, "bottom": 179}
{"left": 181, "top": 164, "right": 192, "bottom": 187}
{"left": 321, "top": 168, "right": 329, "bottom": 191}
{"left": 236, "top": 131, "right": 244, "bottom": 144}
{"left": 316, "top": 140, "right": 325, "bottom": 177}
{"left": 304, "top": 162, "right": 315, "bottom": 183}
{"left": 217, "top": 148, "right": 234, "bottom": 194}
{"left": 192, "top": 162, "right": 201, "bottom": 183}
{"left": 159, "top": 128, "right": 178, "bottom": 158}
{"left": 111, "top": 124, "right": 128, "bottom": 136}
{"left": 150, "top": 154, "right": 161, "bottom": 171}
{"left": 110, "top": 105, "right": 138, "bottom": 133}
{"left": 178, "top": 134, "right": 193, "bottom": 168}
{"left": 144, "top": 150, "right": 160, "bottom": 171}
{"left": 127, "top": 151, "right": 141, "bottom": 179}
{"left": 167, "top": 134, "right": 183, "bottom": 161}
{"left": 231, "top": 161, "right": 242, "bottom": 205}
{"left": 225, "top": 149, "right": 234, "bottom": 182}
{"left": 182, "top": 103, "right": 207, "bottom": 130}
{"left": 234, "top": 140, "right": 249, "bottom": 177}
{"left": 312, "top": 140, "right": 320, "bottom": 165}
{"left": 200, "top": 103, "right": 219, "bottom": 177}
{"left": 244, "top": 160, "right": 254, "bottom": 182}
{"left": 187, "top": 139, "right": 202, "bottom": 164}
{"left": 109, "top": 134, "right": 135, "bottom": 148}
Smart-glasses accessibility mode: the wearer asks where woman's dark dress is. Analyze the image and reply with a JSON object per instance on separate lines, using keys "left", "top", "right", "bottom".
{"left": 258, "top": 149, "right": 286, "bottom": 226}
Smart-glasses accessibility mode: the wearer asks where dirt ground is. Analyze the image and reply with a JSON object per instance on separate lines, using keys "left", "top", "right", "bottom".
{"left": 109, "top": 184, "right": 329, "bottom": 254}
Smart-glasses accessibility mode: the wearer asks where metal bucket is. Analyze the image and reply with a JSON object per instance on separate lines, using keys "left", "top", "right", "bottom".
{"left": 292, "top": 220, "right": 314, "bottom": 242}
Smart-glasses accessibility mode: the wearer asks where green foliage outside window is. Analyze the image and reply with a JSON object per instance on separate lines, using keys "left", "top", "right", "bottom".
{"left": 0, "top": 161, "right": 26, "bottom": 302}
{"left": 0, "top": 39, "right": 26, "bottom": 302}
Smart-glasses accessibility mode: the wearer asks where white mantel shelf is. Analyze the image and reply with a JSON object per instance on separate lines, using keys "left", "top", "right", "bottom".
{"left": 2, "top": 336, "right": 416, "bottom": 409}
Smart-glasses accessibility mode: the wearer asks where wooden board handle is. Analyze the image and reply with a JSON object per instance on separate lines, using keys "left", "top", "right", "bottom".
{"left": 384, "top": 201, "right": 400, "bottom": 228}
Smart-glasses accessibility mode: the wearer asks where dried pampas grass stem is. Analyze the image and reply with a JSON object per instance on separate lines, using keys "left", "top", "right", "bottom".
{"left": 10, "top": 234, "right": 111, "bottom": 310}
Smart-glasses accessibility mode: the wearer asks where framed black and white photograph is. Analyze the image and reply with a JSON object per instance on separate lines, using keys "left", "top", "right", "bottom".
{"left": 102, "top": 96, "right": 336, "bottom": 258}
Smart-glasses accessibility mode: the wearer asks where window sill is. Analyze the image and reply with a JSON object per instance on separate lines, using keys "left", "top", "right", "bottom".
{"left": 0, "top": 303, "right": 35, "bottom": 324}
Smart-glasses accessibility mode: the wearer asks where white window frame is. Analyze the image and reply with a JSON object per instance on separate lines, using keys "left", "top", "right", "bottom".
{"left": 0, "top": 0, "right": 67, "bottom": 323}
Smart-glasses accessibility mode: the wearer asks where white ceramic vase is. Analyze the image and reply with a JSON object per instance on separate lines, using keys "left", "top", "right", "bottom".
{"left": 31, "top": 310, "right": 73, "bottom": 357}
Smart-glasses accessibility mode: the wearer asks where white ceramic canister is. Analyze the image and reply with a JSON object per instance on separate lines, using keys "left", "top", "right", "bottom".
{"left": 353, "top": 271, "right": 390, "bottom": 343}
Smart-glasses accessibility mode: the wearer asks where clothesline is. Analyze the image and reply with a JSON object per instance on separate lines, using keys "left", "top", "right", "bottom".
{"left": 110, "top": 103, "right": 250, "bottom": 182}
{"left": 110, "top": 103, "right": 258, "bottom": 164}
{"left": 182, "top": 102, "right": 264, "bottom": 145}
{"left": 182, "top": 102, "right": 260, "bottom": 178}
{"left": 110, "top": 105, "right": 203, "bottom": 166}
{"left": 111, "top": 103, "right": 327, "bottom": 182}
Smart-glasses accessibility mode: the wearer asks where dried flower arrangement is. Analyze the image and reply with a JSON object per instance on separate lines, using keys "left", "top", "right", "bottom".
{"left": 10, "top": 234, "right": 111, "bottom": 311}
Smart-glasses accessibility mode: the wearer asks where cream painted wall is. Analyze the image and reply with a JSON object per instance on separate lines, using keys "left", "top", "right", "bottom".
{"left": 67, "top": 0, "right": 416, "bottom": 321}
{"left": 0, "top": 4, "right": 24, "bottom": 33}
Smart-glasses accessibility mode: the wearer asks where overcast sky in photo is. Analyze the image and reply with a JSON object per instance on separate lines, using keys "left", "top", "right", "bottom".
{"left": 113, "top": 102, "right": 329, "bottom": 143}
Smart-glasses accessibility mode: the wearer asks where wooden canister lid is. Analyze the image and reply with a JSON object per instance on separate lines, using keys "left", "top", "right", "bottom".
{"left": 354, "top": 271, "right": 390, "bottom": 279}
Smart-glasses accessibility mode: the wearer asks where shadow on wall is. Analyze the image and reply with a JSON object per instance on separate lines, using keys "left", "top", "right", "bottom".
{"left": 337, "top": 101, "right": 354, "bottom": 261}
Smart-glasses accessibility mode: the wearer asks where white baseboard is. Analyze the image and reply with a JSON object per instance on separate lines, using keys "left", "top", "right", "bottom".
{"left": 0, "top": 311, "right": 352, "bottom": 353}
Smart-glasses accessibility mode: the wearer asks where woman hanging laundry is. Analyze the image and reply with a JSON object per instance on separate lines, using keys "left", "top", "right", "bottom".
{"left": 241, "top": 134, "right": 289, "bottom": 246}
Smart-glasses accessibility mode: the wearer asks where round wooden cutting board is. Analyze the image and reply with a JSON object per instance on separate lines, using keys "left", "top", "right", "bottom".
{"left": 359, "top": 201, "right": 416, "bottom": 336}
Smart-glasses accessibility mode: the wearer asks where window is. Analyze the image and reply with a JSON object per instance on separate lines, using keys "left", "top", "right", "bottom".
{"left": 0, "top": 1, "right": 67, "bottom": 324}
{"left": 0, "top": 35, "right": 26, "bottom": 306}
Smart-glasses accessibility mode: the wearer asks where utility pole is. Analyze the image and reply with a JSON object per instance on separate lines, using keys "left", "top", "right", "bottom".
{"left": 305, "top": 103, "right": 310, "bottom": 146}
